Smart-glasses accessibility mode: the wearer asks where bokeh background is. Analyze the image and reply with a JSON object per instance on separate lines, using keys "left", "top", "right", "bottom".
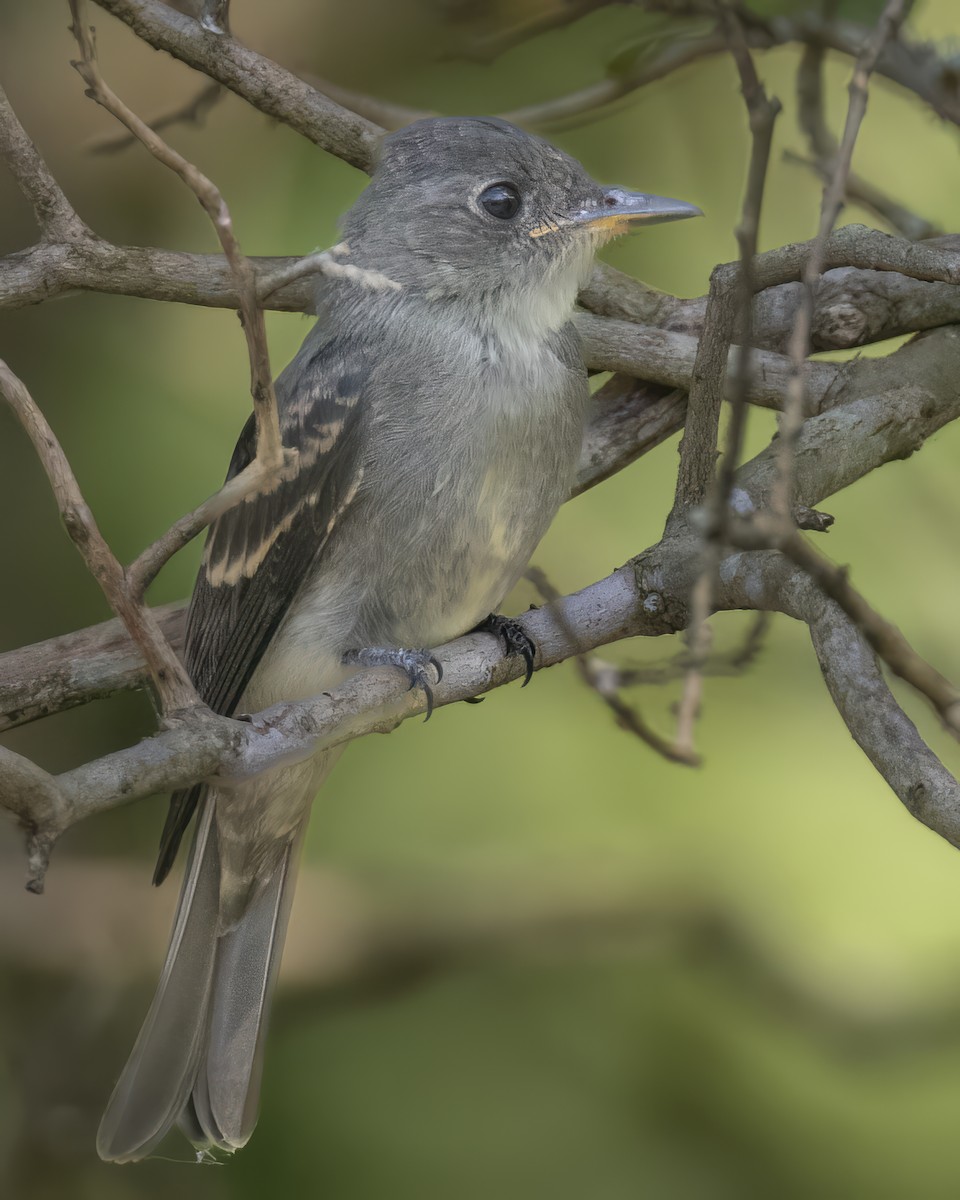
{"left": 2, "top": 1, "right": 960, "bottom": 1196}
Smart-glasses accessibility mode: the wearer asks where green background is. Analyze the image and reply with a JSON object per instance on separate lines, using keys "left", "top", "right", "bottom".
{"left": 2, "top": 1, "right": 960, "bottom": 1196}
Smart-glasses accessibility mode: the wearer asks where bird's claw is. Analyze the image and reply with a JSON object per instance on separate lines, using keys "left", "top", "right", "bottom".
{"left": 474, "top": 613, "right": 537, "bottom": 686}
{"left": 343, "top": 646, "right": 443, "bottom": 720}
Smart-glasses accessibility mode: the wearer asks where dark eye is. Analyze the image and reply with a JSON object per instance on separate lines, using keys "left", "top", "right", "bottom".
{"left": 478, "top": 182, "right": 521, "bottom": 220}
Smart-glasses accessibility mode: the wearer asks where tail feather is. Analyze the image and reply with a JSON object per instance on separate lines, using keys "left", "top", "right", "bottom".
{"left": 97, "top": 803, "right": 304, "bottom": 1162}
{"left": 189, "top": 825, "right": 304, "bottom": 1150}
{"left": 97, "top": 801, "right": 220, "bottom": 1162}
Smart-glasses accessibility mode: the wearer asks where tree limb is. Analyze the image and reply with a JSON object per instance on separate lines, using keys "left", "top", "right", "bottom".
{"left": 0, "top": 360, "right": 198, "bottom": 714}
{"left": 719, "top": 552, "right": 960, "bottom": 850}
{"left": 775, "top": 0, "right": 909, "bottom": 518}
{"left": 0, "top": 82, "right": 91, "bottom": 242}
{"left": 90, "top": 0, "right": 382, "bottom": 171}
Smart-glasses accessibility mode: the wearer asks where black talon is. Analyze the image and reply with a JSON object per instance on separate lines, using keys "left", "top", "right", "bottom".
{"left": 473, "top": 613, "right": 538, "bottom": 686}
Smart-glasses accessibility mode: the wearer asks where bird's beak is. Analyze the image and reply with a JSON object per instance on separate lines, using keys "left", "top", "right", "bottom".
{"left": 531, "top": 188, "right": 703, "bottom": 239}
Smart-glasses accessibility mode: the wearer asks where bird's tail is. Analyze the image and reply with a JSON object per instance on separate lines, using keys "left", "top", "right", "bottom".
{"left": 97, "top": 797, "right": 303, "bottom": 1162}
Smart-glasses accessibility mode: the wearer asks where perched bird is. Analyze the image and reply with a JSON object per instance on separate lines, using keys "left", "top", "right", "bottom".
{"left": 97, "top": 116, "right": 700, "bottom": 1162}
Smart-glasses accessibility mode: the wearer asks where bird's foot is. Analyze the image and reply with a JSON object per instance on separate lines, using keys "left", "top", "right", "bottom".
{"left": 473, "top": 613, "right": 537, "bottom": 686}
{"left": 343, "top": 646, "right": 443, "bottom": 719}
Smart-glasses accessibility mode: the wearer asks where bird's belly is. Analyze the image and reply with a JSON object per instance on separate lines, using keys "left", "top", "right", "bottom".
{"left": 366, "top": 447, "right": 572, "bottom": 649}
{"left": 266, "top": 364, "right": 586, "bottom": 677}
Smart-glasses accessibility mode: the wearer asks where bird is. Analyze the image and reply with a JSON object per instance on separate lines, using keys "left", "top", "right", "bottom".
{"left": 96, "top": 115, "right": 701, "bottom": 1162}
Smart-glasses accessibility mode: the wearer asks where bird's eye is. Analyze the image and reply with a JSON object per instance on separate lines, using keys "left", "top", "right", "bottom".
{"left": 478, "top": 182, "right": 521, "bottom": 220}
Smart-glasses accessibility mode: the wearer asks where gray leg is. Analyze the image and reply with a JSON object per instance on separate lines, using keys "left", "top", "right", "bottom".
{"left": 343, "top": 647, "right": 443, "bottom": 719}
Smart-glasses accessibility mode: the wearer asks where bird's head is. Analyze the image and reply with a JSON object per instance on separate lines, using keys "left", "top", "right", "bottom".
{"left": 340, "top": 116, "right": 702, "bottom": 305}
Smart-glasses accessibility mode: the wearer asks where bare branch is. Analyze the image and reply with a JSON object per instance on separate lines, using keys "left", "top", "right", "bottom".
{"left": 255, "top": 245, "right": 401, "bottom": 302}
{"left": 0, "top": 603, "right": 185, "bottom": 734}
{"left": 0, "top": 746, "right": 67, "bottom": 893}
{"left": 714, "top": 7, "right": 781, "bottom": 521}
{"left": 82, "top": 0, "right": 960, "bottom": 197}
{"left": 69, "top": 0, "right": 285, "bottom": 474}
{"left": 47, "top": 568, "right": 646, "bottom": 829}
{"left": 90, "top": 0, "right": 382, "bottom": 172}
{"left": 0, "top": 360, "right": 198, "bottom": 713}
{"left": 785, "top": 148, "right": 942, "bottom": 242}
{"left": 674, "top": 3, "right": 782, "bottom": 760}
{"left": 775, "top": 0, "right": 909, "bottom": 519}
{"left": 89, "top": 80, "right": 224, "bottom": 155}
{"left": 573, "top": 377, "right": 685, "bottom": 496}
{"left": 126, "top": 457, "right": 291, "bottom": 597}
{"left": 0, "top": 82, "right": 91, "bottom": 242}
{"left": 576, "top": 311, "right": 840, "bottom": 410}
{"left": 582, "top": 231, "right": 960, "bottom": 353}
{"left": 725, "top": 516, "right": 960, "bottom": 738}
{"left": 526, "top": 566, "right": 698, "bottom": 767}
{"left": 719, "top": 552, "right": 960, "bottom": 850}
{"left": 788, "top": 43, "right": 941, "bottom": 242}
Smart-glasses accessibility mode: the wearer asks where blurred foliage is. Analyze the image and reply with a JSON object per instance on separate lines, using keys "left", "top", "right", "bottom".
{"left": 1, "top": 0, "right": 960, "bottom": 1197}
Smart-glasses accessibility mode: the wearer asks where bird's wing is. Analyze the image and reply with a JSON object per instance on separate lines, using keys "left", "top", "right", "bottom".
{"left": 154, "top": 330, "right": 367, "bottom": 883}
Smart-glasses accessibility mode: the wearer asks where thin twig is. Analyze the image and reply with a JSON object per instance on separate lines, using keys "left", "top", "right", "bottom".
{"left": 67, "top": 0, "right": 305, "bottom": 598}
{"left": 0, "top": 359, "right": 198, "bottom": 714}
{"left": 783, "top": 150, "right": 942, "bottom": 242}
{"left": 583, "top": 611, "right": 772, "bottom": 687}
{"left": 788, "top": 42, "right": 941, "bottom": 241}
{"left": 673, "top": 3, "right": 781, "bottom": 760}
{"left": 68, "top": 0, "right": 287, "bottom": 476}
{"left": 88, "top": 0, "right": 960, "bottom": 176}
{"left": 255, "top": 246, "right": 401, "bottom": 302}
{"left": 126, "top": 457, "right": 294, "bottom": 596}
{"left": 526, "top": 567, "right": 698, "bottom": 766}
{"left": 726, "top": 515, "right": 960, "bottom": 738}
{"left": 90, "top": 81, "right": 224, "bottom": 155}
{"left": 774, "top": 0, "right": 910, "bottom": 520}
{"left": 713, "top": 7, "right": 782, "bottom": 528}
{"left": 91, "top": 0, "right": 382, "bottom": 172}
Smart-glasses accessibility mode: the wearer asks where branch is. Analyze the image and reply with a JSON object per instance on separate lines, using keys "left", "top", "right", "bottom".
{"left": 725, "top": 516, "right": 960, "bottom": 737}
{"left": 0, "top": 82, "right": 91, "bottom": 242}
{"left": 673, "top": 1, "right": 782, "bottom": 761}
{"left": 668, "top": 261, "right": 738, "bottom": 516}
{"left": 0, "top": 603, "right": 185, "bottom": 733}
{"left": 0, "top": 746, "right": 67, "bottom": 893}
{"left": 775, "top": 0, "right": 909, "bottom": 519}
{"left": 69, "top": 0, "right": 286, "bottom": 476}
{"left": 90, "top": 0, "right": 382, "bottom": 172}
{"left": 0, "top": 361, "right": 197, "bottom": 713}
{"left": 89, "top": 80, "right": 224, "bottom": 155}
{"left": 49, "top": 569, "right": 647, "bottom": 826}
{"left": 576, "top": 311, "right": 840, "bottom": 410}
{"left": 719, "top": 552, "right": 960, "bottom": 849}
{"left": 789, "top": 42, "right": 942, "bottom": 242}
{"left": 573, "top": 377, "right": 686, "bottom": 496}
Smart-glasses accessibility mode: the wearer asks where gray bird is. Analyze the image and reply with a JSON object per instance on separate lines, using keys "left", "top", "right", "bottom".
{"left": 97, "top": 116, "right": 700, "bottom": 1162}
